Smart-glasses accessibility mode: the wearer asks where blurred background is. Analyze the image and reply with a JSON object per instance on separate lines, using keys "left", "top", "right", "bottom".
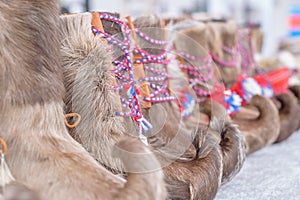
{"left": 60, "top": 0, "right": 300, "bottom": 59}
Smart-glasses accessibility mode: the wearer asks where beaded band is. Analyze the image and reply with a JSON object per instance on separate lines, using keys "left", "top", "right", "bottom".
{"left": 92, "top": 14, "right": 151, "bottom": 130}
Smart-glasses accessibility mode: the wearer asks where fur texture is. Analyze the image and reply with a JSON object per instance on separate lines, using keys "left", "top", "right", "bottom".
{"left": 59, "top": 12, "right": 240, "bottom": 199}
{"left": 208, "top": 19, "right": 241, "bottom": 88}
{"left": 0, "top": 2, "right": 165, "bottom": 199}
{"left": 134, "top": 15, "right": 201, "bottom": 162}
{"left": 61, "top": 13, "right": 165, "bottom": 199}
{"left": 201, "top": 100, "right": 246, "bottom": 184}
{"left": 61, "top": 13, "right": 127, "bottom": 174}
{"left": 289, "top": 85, "right": 300, "bottom": 129}
{"left": 60, "top": 12, "right": 166, "bottom": 199}
{"left": 272, "top": 92, "right": 299, "bottom": 142}
{"left": 143, "top": 104, "right": 223, "bottom": 200}
{"left": 135, "top": 15, "right": 225, "bottom": 200}
{"left": 162, "top": 134, "right": 223, "bottom": 200}
{"left": 0, "top": 0, "right": 64, "bottom": 108}
{"left": 171, "top": 19, "right": 246, "bottom": 185}
{"left": 206, "top": 19, "right": 281, "bottom": 154}
{"left": 232, "top": 95, "right": 280, "bottom": 154}
{"left": 216, "top": 120, "right": 245, "bottom": 184}
{"left": 0, "top": 182, "right": 41, "bottom": 200}
{"left": 236, "top": 26, "right": 298, "bottom": 144}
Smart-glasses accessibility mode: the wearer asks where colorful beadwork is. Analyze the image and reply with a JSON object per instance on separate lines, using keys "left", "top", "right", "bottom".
{"left": 93, "top": 14, "right": 152, "bottom": 132}
{"left": 133, "top": 26, "right": 176, "bottom": 103}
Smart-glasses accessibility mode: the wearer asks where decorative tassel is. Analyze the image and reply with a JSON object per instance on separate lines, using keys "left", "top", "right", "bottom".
{"left": 137, "top": 117, "right": 153, "bottom": 131}
{"left": 224, "top": 90, "right": 242, "bottom": 116}
{"left": 127, "top": 85, "right": 136, "bottom": 97}
{"left": 231, "top": 75, "right": 262, "bottom": 105}
{"left": 0, "top": 138, "right": 15, "bottom": 190}
{"left": 261, "top": 86, "right": 274, "bottom": 98}
{"left": 241, "top": 77, "right": 262, "bottom": 103}
{"left": 0, "top": 154, "right": 15, "bottom": 189}
{"left": 179, "top": 93, "right": 195, "bottom": 119}
{"left": 253, "top": 75, "right": 274, "bottom": 98}
{"left": 137, "top": 123, "right": 149, "bottom": 146}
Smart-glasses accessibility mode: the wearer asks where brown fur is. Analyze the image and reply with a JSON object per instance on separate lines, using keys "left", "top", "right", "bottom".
{"left": 133, "top": 15, "right": 165, "bottom": 55}
{"left": 207, "top": 20, "right": 241, "bottom": 88}
{"left": 133, "top": 15, "right": 200, "bottom": 159}
{"left": 256, "top": 57, "right": 300, "bottom": 143}
{"left": 138, "top": 15, "right": 245, "bottom": 199}
{"left": 60, "top": 12, "right": 238, "bottom": 199}
{"left": 237, "top": 28, "right": 256, "bottom": 75}
{"left": 232, "top": 95, "right": 280, "bottom": 154}
{"left": 61, "top": 13, "right": 128, "bottom": 174}
{"left": 272, "top": 92, "right": 299, "bottom": 142}
{"left": 100, "top": 12, "right": 125, "bottom": 63}
{"left": 143, "top": 103, "right": 223, "bottom": 200}
{"left": 60, "top": 11, "right": 221, "bottom": 199}
{"left": 0, "top": 182, "right": 41, "bottom": 200}
{"left": 247, "top": 36, "right": 300, "bottom": 142}
{"left": 173, "top": 21, "right": 209, "bottom": 56}
{"left": 218, "top": 121, "right": 245, "bottom": 184}
{"left": 257, "top": 59, "right": 300, "bottom": 143}
{"left": 0, "top": 0, "right": 64, "bottom": 108}
{"left": 164, "top": 15, "right": 192, "bottom": 27}
{"left": 144, "top": 103, "right": 198, "bottom": 162}
{"left": 172, "top": 22, "right": 219, "bottom": 100}
{"left": 251, "top": 27, "right": 264, "bottom": 54}
{"left": 258, "top": 57, "right": 282, "bottom": 73}
{"left": 289, "top": 85, "right": 300, "bottom": 129}
{"left": 172, "top": 20, "right": 246, "bottom": 184}
{"left": 0, "top": 2, "right": 165, "bottom": 199}
{"left": 60, "top": 12, "right": 166, "bottom": 199}
{"left": 161, "top": 132, "right": 223, "bottom": 200}
{"left": 209, "top": 19, "right": 281, "bottom": 153}
{"left": 200, "top": 100, "right": 246, "bottom": 184}
{"left": 141, "top": 84, "right": 223, "bottom": 199}
{"left": 101, "top": 12, "right": 122, "bottom": 36}
{"left": 200, "top": 99, "right": 230, "bottom": 122}
{"left": 63, "top": 12, "right": 222, "bottom": 199}
{"left": 133, "top": 15, "right": 224, "bottom": 199}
